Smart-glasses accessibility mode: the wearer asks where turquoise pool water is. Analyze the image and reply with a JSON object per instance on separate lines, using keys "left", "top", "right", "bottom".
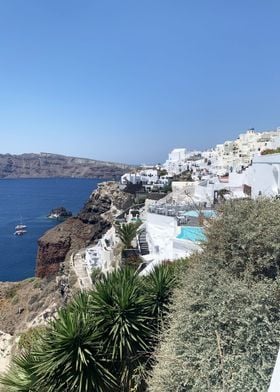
{"left": 184, "top": 209, "right": 216, "bottom": 218}
{"left": 176, "top": 226, "right": 206, "bottom": 241}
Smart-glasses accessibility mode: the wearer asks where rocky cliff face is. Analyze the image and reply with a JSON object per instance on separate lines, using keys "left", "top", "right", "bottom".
{"left": 36, "top": 182, "right": 134, "bottom": 279}
{"left": 0, "top": 153, "right": 131, "bottom": 178}
{"left": 0, "top": 183, "right": 134, "bottom": 373}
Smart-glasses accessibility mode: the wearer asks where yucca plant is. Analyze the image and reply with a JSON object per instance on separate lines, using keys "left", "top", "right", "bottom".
{"left": 90, "top": 267, "right": 152, "bottom": 388}
{"left": 143, "top": 263, "right": 176, "bottom": 322}
{"left": 31, "top": 308, "right": 116, "bottom": 392}
{"left": 67, "top": 291, "right": 92, "bottom": 321}
{"left": 1, "top": 265, "right": 178, "bottom": 392}
{"left": 0, "top": 352, "right": 41, "bottom": 392}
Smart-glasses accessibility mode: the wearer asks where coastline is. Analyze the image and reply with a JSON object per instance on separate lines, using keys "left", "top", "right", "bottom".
{"left": 0, "top": 180, "right": 134, "bottom": 374}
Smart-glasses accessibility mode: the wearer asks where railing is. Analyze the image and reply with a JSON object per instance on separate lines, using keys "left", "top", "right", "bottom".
{"left": 148, "top": 203, "right": 205, "bottom": 217}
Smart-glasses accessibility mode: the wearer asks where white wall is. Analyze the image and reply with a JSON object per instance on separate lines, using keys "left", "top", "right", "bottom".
{"left": 269, "top": 349, "right": 280, "bottom": 391}
{"left": 146, "top": 213, "right": 177, "bottom": 260}
{"left": 249, "top": 154, "right": 280, "bottom": 198}
{"left": 172, "top": 181, "right": 196, "bottom": 203}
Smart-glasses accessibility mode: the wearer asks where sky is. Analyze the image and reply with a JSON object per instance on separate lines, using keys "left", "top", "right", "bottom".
{"left": 0, "top": 1, "right": 279, "bottom": 164}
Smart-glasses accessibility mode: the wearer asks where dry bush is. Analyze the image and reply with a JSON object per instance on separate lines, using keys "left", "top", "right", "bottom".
{"left": 149, "top": 198, "right": 280, "bottom": 391}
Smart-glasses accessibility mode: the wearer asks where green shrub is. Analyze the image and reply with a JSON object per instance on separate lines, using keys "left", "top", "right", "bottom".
{"left": 90, "top": 267, "right": 103, "bottom": 284}
{"left": 5, "top": 285, "right": 18, "bottom": 299}
{"left": 204, "top": 198, "right": 280, "bottom": 279}
{"left": 18, "top": 326, "right": 47, "bottom": 353}
{"left": 149, "top": 198, "right": 280, "bottom": 391}
{"left": 261, "top": 148, "right": 280, "bottom": 155}
{"left": 1, "top": 264, "right": 178, "bottom": 392}
{"left": 11, "top": 295, "right": 19, "bottom": 305}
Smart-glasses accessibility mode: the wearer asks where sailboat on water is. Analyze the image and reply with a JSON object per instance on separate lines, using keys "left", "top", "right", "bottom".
{"left": 14, "top": 218, "right": 27, "bottom": 236}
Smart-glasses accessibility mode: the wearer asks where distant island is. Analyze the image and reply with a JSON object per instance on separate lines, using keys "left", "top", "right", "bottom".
{"left": 0, "top": 152, "right": 131, "bottom": 179}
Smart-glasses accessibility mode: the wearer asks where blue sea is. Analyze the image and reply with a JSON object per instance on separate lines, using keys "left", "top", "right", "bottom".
{"left": 0, "top": 178, "right": 101, "bottom": 282}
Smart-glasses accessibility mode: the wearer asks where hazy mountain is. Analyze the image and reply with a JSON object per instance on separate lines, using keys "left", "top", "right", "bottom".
{"left": 0, "top": 152, "right": 131, "bottom": 179}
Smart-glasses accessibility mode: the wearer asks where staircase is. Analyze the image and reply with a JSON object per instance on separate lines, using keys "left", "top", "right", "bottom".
{"left": 138, "top": 229, "right": 149, "bottom": 256}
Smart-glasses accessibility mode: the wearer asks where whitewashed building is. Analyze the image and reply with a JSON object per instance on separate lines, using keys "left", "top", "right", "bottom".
{"left": 163, "top": 148, "right": 188, "bottom": 175}
{"left": 211, "top": 128, "right": 280, "bottom": 173}
{"left": 121, "top": 168, "right": 159, "bottom": 185}
{"left": 85, "top": 227, "right": 118, "bottom": 274}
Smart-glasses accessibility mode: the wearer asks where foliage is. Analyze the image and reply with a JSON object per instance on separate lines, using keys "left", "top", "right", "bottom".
{"left": 0, "top": 352, "right": 41, "bottom": 392}
{"left": 124, "top": 255, "right": 143, "bottom": 270}
{"left": 157, "top": 169, "right": 168, "bottom": 177}
{"left": 204, "top": 198, "right": 280, "bottom": 279}
{"left": 117, "top": 222, "right": 139, "bottom": 249}
{"left": 149, "top": 198, "right": 280, "bottom": 391}
{"left": 90, "top": 267, "right": 104, "bottom": 285}
{"left": 5, "top": 285, "right": 19, "bottom": 299}
{"left": 149, "top": 265, "right": 280, "bottom": 391}
{"left": 18, "top": 327, "right": 47, "bottom": 354}
{"left": 90, "top": 267, "right": 152, "bottom": 389}
{"left": 31, "top": 308, "right": 116, "bottom": 392}
{"left": 1, "top": 264, "right": 177, "bottom": 392}
{"left": 142, "top": 263, "right": 176, "bottom": 322}
{"left": 261, "top": 147, "right": 280, "bottom": 155}
{"left": 172, "top": 170, "right": 193, "bottom": 182}
{"left": 92, "top": 268, "right": 151, "bottom": 360}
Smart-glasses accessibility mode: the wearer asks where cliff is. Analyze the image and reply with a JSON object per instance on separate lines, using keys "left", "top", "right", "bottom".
{"left": 36, "top": 182, "right": 134, "bottom": 278}
{"left": 0, "top": 152, "right": 131, "bottom": 179}
{"left": 0, "top": 182, "right": 134, "bottom": 373}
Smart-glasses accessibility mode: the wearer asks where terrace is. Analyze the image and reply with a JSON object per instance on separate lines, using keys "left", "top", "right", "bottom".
{"left": 148, "top": 202, "right": 216, "bottom": 226}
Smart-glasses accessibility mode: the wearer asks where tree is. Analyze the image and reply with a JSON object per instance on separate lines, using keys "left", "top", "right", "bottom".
{"left": 117, "top": 222, "right": 138, "bottom": 249}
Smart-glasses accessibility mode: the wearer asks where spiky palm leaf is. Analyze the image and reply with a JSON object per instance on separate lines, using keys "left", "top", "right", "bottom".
{"left": 67, "top": 291, "right": 92, "bottom": 321}
{"left": 143, "top": 264, "right": 176, "bottom": 321}
{"left": 0, "top": 352, "right": 41, "bottom": 392}
{"left": 117, "top": 223, "right": 138, "bottom": 249}
{"left": 90, "top": 267, "right": 153, "bottom": 387}
{"left": 92, "top": 268, "right": 151, "bottom": 359}
{"left": 31, "top": 308, "right": 116, "bottom": 392}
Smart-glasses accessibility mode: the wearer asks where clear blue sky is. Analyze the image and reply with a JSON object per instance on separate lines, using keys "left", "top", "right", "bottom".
{"left": 0, "top": 0, "right": 279, "bottom": 164}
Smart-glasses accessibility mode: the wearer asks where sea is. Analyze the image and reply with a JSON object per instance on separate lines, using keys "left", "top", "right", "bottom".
{"left": 0, "top": 178, "right": 101, "bottom": 282}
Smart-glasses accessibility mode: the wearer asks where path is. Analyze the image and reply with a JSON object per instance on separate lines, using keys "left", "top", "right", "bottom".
{"left": 71, "top": 251, "right": 93, "bottom": 291}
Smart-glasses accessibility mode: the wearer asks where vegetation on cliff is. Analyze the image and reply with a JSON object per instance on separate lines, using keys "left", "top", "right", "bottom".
{"left": 2, "top": 198, "right": 280, "bottom": 391}
{"left": 261, "top": 147, "right": 280, "bottom": 155}
{"left": 0, "top": 265, "right": 176, "bottom": 391}
{"left": 149, "top": 198, "right": 280, "bottom": 391}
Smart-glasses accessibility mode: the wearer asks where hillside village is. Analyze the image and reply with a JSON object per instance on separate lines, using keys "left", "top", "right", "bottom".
{"left": 69, "top": 127, "right": 280, "bottom": 293}
{"left": 2, "top": 128, "right": 280, "bottom": 390}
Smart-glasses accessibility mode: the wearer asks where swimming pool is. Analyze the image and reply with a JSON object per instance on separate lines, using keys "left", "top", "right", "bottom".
{"left": 176, "top": 226, "right": 206, "bottom": 242}
{"left": 184, "top": 209, "right": 216, "bottom": 218}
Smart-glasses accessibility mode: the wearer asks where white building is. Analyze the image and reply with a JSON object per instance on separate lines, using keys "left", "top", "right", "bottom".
{"left": 211, "top": 129, "right": 280, "bottom": 174}
{"left": 213, "top": 152, "right": 280, "bottom": 199}
{"left": 163, "top": 148, "right": 188, "bottom": 175}
{"left": 85, "top": 227, "right": 118, "bottom": 274}
{"left": 121, "top": 168, "right": 159, "bottom": 185}
{"left": 140, "top": 212, "right": 202, "bottom": 276}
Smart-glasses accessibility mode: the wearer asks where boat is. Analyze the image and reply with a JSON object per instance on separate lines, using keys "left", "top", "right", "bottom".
{"left": 14, "top": 228, "right": 27, "bottom": 236}
{"left": 15, "top": 224, "right": 27, "bottom": 230}
{"left": 14, "top": 219, "right": 27, "bottom": 236}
